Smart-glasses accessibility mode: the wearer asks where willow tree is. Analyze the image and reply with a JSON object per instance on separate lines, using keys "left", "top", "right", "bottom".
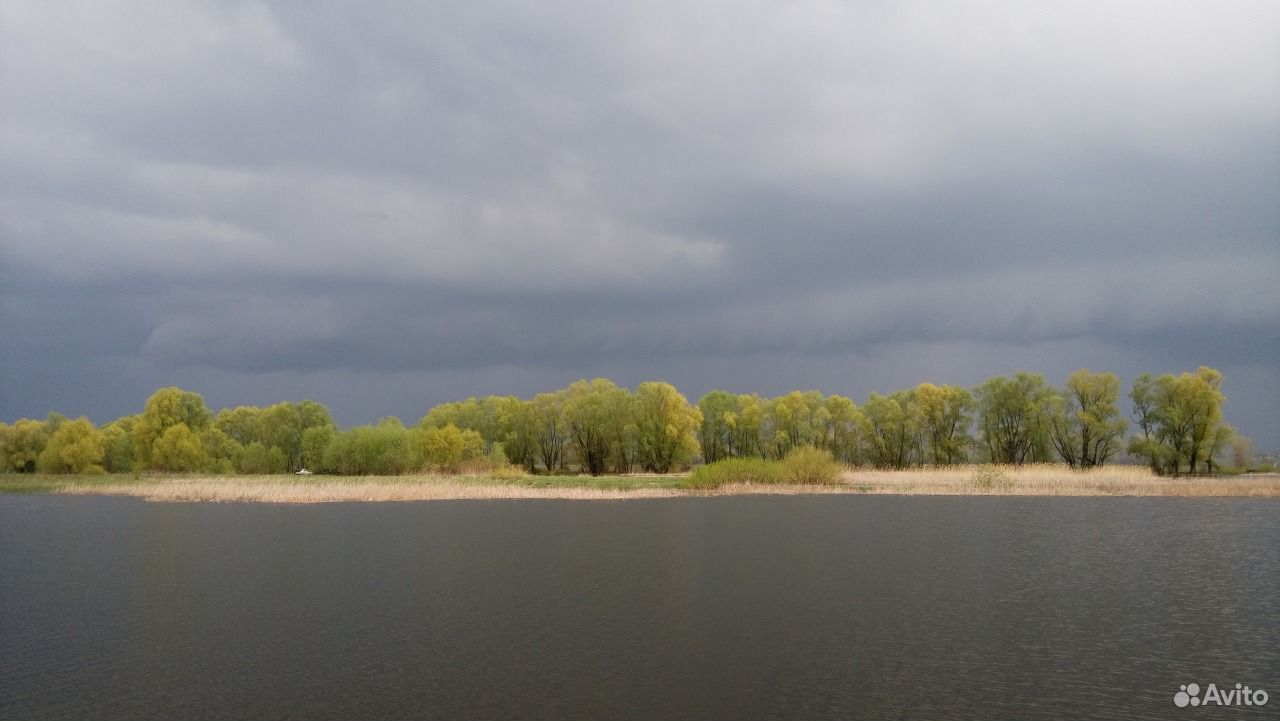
{"left": 420, "top": 396, "right": 506, "bottom": 455}
{"left": 1048, "top": 369, "right": 1126, "bottom": 468}
{"left": 301, "top": 425, "right": 336, "bottom": 472}
{"left": 974, "top": 373, "right": 1057, "bottom": 464}
{"left": 862, "top": 390, "right": 919, "bottom": 469}
{"left": 1129, "top": 367, "right": 1227, "bottom": 474}
{"left": 564, "top": 379, "right": 632, "bottom": 475}
{"left": 150, "top": 423, "right": 207, "bottom": 472}
{"left": 697, "top": 390, "right": 739, "bottom": 464}
{"left": 528, "top": 391, "right": 568, "bottom": 473}
{"left": 817, "top": 394, "right": 865, "bottom": 465}
{"left": 36, "top": 417, "right": 105, "bottom": 474}
{"left": 134, "top": 387, "right": 211, "bottom": 469}
{"left": 914, "top": 383, "right": 973, "bottom": 465}
{"left": 633, "top": 382, "right": 701, "bottom": 472}
{"left": 727, "top": 394, "right": 767, "bottom": 459}
{"left": 259, "top": 400, "right": 334, "bottom": 471}
{"left": 768, "top": 391, "right": 824, "bottom": 457}
{"left": 99, "top": 416, "right": 137, "bottom": 473}
{"left": 215, "top": 406, "right": 264, "bottom": 446}
{"left": 0, "top": 418, "right": 48, "bottom": 473}
{"left": 414, "top": 424, "right": 484, "bottom": 471}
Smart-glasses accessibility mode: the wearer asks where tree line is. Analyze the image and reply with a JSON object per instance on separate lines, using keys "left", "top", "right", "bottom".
{"left": 0, "top": 367, "right": 1250, "bottom": 477}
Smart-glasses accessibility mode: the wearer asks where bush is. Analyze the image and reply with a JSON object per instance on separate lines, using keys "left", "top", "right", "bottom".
{"left": 970, "top": 465, "right": 1013, "bottom": 490}
{"left": 455, "top": 456, "right": 529, "bottom": 479}
{"left": 687, "top": 457, "right": 785, "bottom": 489}
{"left": 781, "top": 445, "right": 842, "bottom": 484}
{"left": 486, "top": 462, "right": 530, "bottom": 481}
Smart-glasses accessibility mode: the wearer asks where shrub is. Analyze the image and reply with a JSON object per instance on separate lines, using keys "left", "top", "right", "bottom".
{"left": 781, "top": 445, "right": 842, "bottom": 484}
{"left": 970, "top": 465, "right": 1013, "bottom": 490}
{"left": 486, "top": 462, "right": 531, "bottom": 481}
{"left": 687, "top": 457, "right": 785, "bottom": 489}
{"left": 455, "top": 456, "right": 529, "bottom": 479}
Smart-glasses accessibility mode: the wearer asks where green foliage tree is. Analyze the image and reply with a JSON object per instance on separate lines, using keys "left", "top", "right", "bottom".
{"left": 914, "top": 383, "right": 973, "bottom": 465}
{"left": 528, "top": 392, "right": 568, "bottom": 473}
{"left": 818, "top": 394, "right": 866, "bottom": 465}
{"left": 258, "top": 402, "right": 302, "bottom": 467}
{"left": 214, "top": 406, "right": 264, "bottom": 447}
{"left": 150, "top": 423, "right": 208, "bottom": 472}
{"left": 862, "top": 391, "right": 919, "bottom": 469}
{"left": 1047, "top": 369, "right": 1126, "bottom": 468}
{"left": 45, "top": 412, "right": 68, "bottom": 435}
{"left": 633, "top": 382, "right": 701, "bottom": 472}
{"left": 99, "top": 416, "right": 137, "bottom": 473}
{"left": 609, "top": 414, "right": 639, "bottom": 474}
{"left": 500, "top": 401, "right": 539, "bottom": 473}
{"left": 36, "top": 417, "right": 105, "bottom": 474}
{"left": 415, "top": 424, "right": 484, "bottom": 471}
{"left": 322, "top": 421, "right": 412, "bottom": 476}
{"left": 0, "top": 418, "right": 48, "bottom": 473}
{"left": 5, "top": 370, "right": 1247, "bottom": 478}
{"left": 419, "top": 396, "right": 518, "bottom": 456}
{"left": 563, "top": 379, "right": 632, "bottom": 475}
{"left": 301, "top": 425, "right": 336, "bottom": 472}
{"left": 1128, "top": 373, "right": 1169, "bottom": 473}
{"left": 237, "top": 442, "right": 288, "bottom": 474}
{"left": 1128, "top": 367, "right": 1228, "bottom": 474}
{"left": 258, "top": 401, "right": 334, "bottom": 472}
{"left": 134, "top": 387, "right": 211, "bottom": 469}
{"left": 320, "top": 431, "right": 356, "bottom": 475}
{"left": 727, "top": 394, "right": 766, "bottom": 458}
{"left": 297, "top": 399, "right": 333, "bottom": 432}
{"left": 975, "top": 373, "right": 1057, "bottom": 464}
{"left": 768, "top": 391, "right": 823, "bottom": 457}
{"left": 697, "top": 390, "right": 739, "bottom": 464}
{"left": 199, "top": 426, "right": 242, "bottom": 472}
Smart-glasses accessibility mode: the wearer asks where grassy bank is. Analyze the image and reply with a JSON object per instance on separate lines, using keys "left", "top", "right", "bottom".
{"left": 2, "top": 466, "right": 1277, "bottom": 502}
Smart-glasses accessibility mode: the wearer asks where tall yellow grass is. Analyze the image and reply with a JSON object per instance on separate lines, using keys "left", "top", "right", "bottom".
{"left": 56, "top": 466, "right": 1280, "bottom": 503}
{"left": 60, "top": 475, "right": 682, "bottom": 503}
{"left": 843, "top": 464, "right": 1280, "bottom": 497}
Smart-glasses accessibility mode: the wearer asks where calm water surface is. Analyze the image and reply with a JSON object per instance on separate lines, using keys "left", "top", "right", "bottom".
{"left": 1, "top": 495, "right": 1276, "bottom": 720}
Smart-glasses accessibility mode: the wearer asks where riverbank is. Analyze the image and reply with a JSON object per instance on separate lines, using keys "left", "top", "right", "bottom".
{"left": 3, "top": 465, "right": 1275, "bottom": 502}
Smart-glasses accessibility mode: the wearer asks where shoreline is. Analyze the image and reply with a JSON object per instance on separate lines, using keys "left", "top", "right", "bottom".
{"left": 8, "top": 467, "right": 1274, "bottom": 503}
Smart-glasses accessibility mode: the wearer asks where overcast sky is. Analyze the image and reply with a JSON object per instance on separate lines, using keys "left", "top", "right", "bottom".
{"left": 2, "top": 2, "right": 1277, "bottom": 447}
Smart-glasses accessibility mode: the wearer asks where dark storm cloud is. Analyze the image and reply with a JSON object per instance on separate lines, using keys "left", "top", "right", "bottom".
{"left": 2, "top": 2, "right": 1278, "bottom": 444}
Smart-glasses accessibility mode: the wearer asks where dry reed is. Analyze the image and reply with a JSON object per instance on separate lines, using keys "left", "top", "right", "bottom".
{"left": 60, "top": 475, "right": 682, "bottom": 503}
{"left": 56, "top": 466, "right": 1280, "bottom": 503}
{"left": 842, "top": 464, "right": 1280, "bottom": 497}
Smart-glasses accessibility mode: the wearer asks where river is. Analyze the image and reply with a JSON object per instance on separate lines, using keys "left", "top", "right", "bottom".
{"left": 1, "top": 495, "right": 1275, "bottom": 719}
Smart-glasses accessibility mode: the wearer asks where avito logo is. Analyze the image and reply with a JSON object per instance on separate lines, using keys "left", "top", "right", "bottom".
{"left": 1174, "top": 682, "right": 1268, "bottom": 708}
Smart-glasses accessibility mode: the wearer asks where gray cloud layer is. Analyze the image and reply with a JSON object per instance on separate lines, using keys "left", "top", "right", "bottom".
{"left": 2, "top": 2, "right": 1278, "bottom": 445}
